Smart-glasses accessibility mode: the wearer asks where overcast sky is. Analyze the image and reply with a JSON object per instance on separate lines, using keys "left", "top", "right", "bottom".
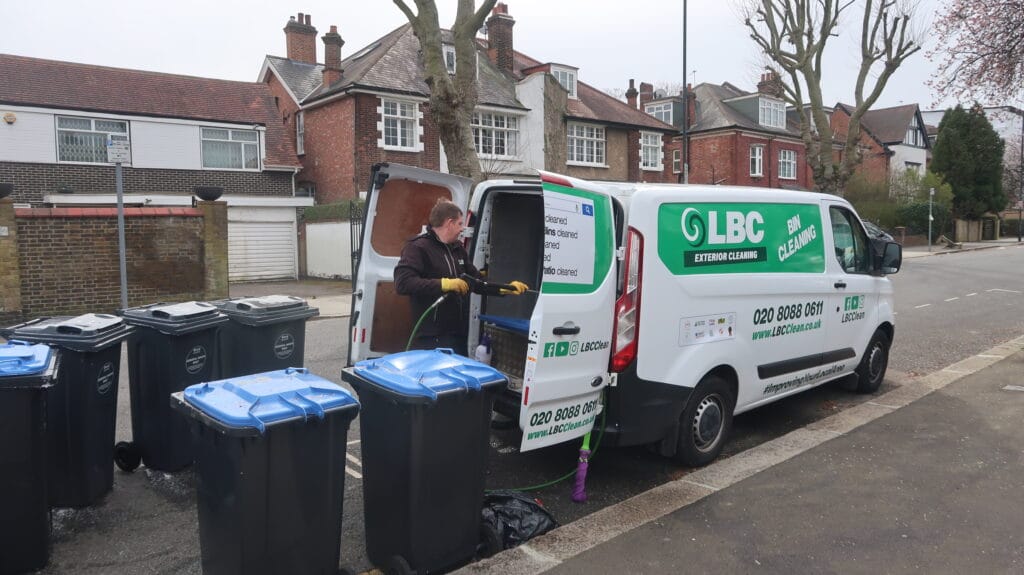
{"left": 3, "top": 0, "right": 963, "bottom": 111}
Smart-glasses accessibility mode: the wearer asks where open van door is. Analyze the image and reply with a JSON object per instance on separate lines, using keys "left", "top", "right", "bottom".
{"left": 519, "top": 172, "right": 618, "bottom": 451}
{"left": 347, "top": 163, "right": 472, "bottom": 365}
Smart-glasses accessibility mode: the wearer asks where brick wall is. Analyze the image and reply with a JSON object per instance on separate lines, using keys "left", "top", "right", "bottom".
{"left": 0, "top": 162, "right": 294, "bottom": 205}
{"left": 1, "top": 204, "right": 227, "bottom": 324}
{"left": 689, "top": 131, "right": 811, "bottom": 189}
{"left": 831, "top": 108, "right": 891, "bottom": 185}
{"left": 354, "top": 94, "right": 440, "bottom": 197}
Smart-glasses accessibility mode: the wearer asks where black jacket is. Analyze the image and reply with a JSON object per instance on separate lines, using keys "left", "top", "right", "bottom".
{"left": 394, "top": 228, "right": 481, "bottom": 338}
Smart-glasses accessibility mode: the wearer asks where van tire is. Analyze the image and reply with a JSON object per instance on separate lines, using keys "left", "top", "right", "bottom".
{"left": 855, "top": 330, "right": 890, "bottom": 394}
{"left": 674, "top": 376, "right": 734, "bottom": 467}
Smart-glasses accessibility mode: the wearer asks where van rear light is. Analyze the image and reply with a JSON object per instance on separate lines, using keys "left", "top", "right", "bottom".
{"left": 610, "top": 227, "right": 643, "bottom": 372}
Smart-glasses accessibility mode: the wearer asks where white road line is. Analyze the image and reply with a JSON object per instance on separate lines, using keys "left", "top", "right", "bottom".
{"left": 1003, "top": 385, "right": 1024, "bottom": 393}
{"left": 966, "top": 293, "right": 977, "bottom": 297}
{"left": 345, "top": 467, "right": 363, "bottom": 479}
{"left": 915, "top": 303, "right": 931, "bottom": 309}
{"left": 347, "top": 439, "right": 361, "bottom": 445}
{"left": 945, "top": 297, "right": 959, "bottom": 302}
{"left": 987, "top": 288, "right": 1022, "bottom": 294}
{"left": 346, "top": 453, "right": 362, "bottom": 467}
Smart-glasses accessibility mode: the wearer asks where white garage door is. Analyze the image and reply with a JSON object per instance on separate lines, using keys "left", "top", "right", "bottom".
{"left": 228, "top": 207, "right": 298, "bottom": 282}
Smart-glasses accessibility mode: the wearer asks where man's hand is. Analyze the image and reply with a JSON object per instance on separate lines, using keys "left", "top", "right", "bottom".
{"left": 441, "top": 277, "right": 469, "bottom": 295}
{"left": 500, "top": 280, "right": 529, "bottom": 295}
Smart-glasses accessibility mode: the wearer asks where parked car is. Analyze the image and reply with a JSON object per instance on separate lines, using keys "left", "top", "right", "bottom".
{"left": 862, "top": 220, "right": 895, "bottom": 243}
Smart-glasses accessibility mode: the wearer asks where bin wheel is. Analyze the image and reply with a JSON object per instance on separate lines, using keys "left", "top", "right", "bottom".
{"left": 381, "top": 555, "right": 413, "bottom": 575}
{"left": 114, "top": 441, "right": 142, "bottom": 472}
{"left": 477, "top": 522, "right": 503, "bottom": 558}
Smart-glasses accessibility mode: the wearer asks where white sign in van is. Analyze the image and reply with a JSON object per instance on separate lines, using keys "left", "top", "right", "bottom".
{"left": 542, "top": 195, "right": 595, "bottom": 286}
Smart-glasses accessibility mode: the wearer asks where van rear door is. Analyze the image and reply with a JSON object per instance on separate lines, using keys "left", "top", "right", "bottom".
{"left": 519, "top": 172, "right": 618, "bottom": 451}
{"left": 347, "top": 163, "right": 472, "bottom": 365}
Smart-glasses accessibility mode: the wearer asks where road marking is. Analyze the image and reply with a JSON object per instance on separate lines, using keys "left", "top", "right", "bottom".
{"left": 915, "top": 303, "right": 931, "bottom": 308}
{"left": 346, "top": 453, "right": 362, "bottom": 467}
{"left": 977, "top": 354, "right": 1004, "bottom": 359}
{"left": 347, "top": 439, "right": 361, "bottom": 445}
{"left": 987, "top": 288, "right": 1022, "bottom": 294}
{"left": 345, "top": 467, "right": 363, "bottom": 479}
{"left": 966, "top": 293, "right": 977, "bottom": 297}
{"left": 944, "top": 297, "right": 959, "bottom": 302}
{"left": 1003, "top": 385, "right": 1024, "bottom": 392}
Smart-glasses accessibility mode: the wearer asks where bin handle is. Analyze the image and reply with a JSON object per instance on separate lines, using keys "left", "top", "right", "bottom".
{"left": 285, "top": 367, "right": 308, "bottom": 375}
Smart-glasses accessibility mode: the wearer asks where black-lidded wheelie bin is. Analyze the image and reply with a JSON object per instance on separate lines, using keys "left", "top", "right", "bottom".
{"left": 341, "top": 348, "right": 507, "bottom": 575}
{"left": 211, "top": 295, "right": 319, "bottom": 378}
{"left": 2, "top": 314, "right": 133, "bottom": 507}
{"left": 0, "top": 341, "right": 59, "bottom": 575}
{"left": 117, "top": 301, "right": 228, "bottom": 472}
{"left": 170, "top": 367, "right": 360, "bottom": 575}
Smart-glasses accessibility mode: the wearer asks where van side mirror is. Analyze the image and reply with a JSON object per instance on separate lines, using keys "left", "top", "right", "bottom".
{"left": 874, "top": 241, "right": 902, "bottom": 275}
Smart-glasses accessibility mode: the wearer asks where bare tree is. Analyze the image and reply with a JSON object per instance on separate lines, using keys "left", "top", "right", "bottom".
{"left": 393, "top": 0, "right": 497, "bottom": 183}
{"left": 928, "top": 1, "right": 1024, "bottom": 104}
{"left": 743, "top": 0, "right": 920, "bottom": 195}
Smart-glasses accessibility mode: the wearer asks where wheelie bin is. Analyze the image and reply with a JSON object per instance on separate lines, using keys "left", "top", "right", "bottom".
{"left": 211, "top": 295, "right": 319, "bottom": 378}
{"left": 2, "top": 314, "right": 133, "bottom": 507}
{"left": 170, "top": 368, "right": 359, "bottom": 575}
{"left": 341, "top": 348, "right": 507, "bottom": 575}
{"left": 0, "top": 341, "right": 59, "bottom": 574}
{"left": 117, "top": 301, "right": 228, "bottom": 472}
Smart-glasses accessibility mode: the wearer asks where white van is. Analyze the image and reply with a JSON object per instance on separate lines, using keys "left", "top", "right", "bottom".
{"left": 348, "top": 163, "right": 902, "bottom": 466}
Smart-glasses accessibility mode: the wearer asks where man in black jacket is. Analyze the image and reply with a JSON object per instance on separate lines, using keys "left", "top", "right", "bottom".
{"left": 395, "top": 199, "right": 527, "bottom": 355}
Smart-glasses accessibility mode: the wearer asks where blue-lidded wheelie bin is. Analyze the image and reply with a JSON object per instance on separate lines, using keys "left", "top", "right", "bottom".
{"left": 3, "top": 314, "right": 133, "bottom": 507}
{"left": 341, "top": 349, "right": 507, "bottom": 575}
{"left": 170, "top": 368, "right": 359, "bottom": 575}
{"left": 0, "top": 341, "right": 59, "bottom": 575}
{"left": 117, "top": 301, "right": 228, "bottom": 472}
{"left": 211, "top": 295, "right": 319, "bottom": 378}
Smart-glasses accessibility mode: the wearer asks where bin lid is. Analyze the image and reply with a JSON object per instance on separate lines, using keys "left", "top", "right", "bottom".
{"left": 349, "top": 349, "right": 506, "bottom": 401}
{"left": 121, "top": 301, "right": 228, "bottom": 335}
{"left": 211, "top": 295, "right": 319, "bottom": 326}
{"left": 0, "top": 340, "right": 54, "bottom": 377}
{"left": 181, "top": 368, "right": 359, "bottom": 434}
{"left": 2, "top": 313, "right": 133, "bottom": 352}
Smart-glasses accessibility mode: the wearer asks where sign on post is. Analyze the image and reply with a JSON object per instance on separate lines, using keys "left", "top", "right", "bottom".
{"left": 106, "top": 139, "right": 130, "bottom": 164}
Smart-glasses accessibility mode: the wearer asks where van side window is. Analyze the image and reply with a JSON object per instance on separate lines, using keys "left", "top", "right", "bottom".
{"left": 829, "top": 207, "right": 870, "bottom": 274}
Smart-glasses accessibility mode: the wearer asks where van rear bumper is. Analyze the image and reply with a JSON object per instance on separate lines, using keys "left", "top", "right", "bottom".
{"left": 599, "top": 362, "right": 692, "bottom": 449}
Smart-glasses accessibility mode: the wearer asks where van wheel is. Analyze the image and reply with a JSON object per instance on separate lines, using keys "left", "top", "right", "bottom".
{"left": 854, "top": 330, "right": 890, "bottom": 394}
{"left": 674, "top": 376, "right": 733, "bottom": 467}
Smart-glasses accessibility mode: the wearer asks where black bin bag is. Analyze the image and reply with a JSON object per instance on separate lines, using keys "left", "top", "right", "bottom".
{"left": 480, "top": 490, "right": 558, "bottom": 550}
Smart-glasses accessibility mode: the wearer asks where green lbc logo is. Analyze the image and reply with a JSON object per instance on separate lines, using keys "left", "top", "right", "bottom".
{"left": 844, "top": 296, "right": 864, "bottom": 311}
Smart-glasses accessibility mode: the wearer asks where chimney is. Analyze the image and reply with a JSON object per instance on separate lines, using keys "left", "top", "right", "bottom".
{"left": 322, "top": 25, "right": 345, "bottom": 88}
{"left": 626, "top": 79, "right": 638, "bottom": 109}
{"left": 284, "top": 13, "right": 318, "bottom": 64}
{"left": 757, "top": 70, "right": 784, "bottom": 98}
{"left": 639, "top": 82, "right": 655, "bottom": 108}
{"left": 486, "top": 3, "right": 515, "bottom": 73}
{"left": 685, "top": 84, "right": 697, "bottom": 129}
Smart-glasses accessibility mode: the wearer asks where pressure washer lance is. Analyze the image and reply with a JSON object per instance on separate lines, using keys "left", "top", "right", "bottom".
{"left": 404, "top": 276, "right": 528, "bottom": 352}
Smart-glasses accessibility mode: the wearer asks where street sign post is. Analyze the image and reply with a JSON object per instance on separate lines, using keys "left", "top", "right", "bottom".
{"left": 107, "top": 139, "right": 129, "bottom": 310}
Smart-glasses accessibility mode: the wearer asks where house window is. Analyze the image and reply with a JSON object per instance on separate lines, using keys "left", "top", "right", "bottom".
{"left": 759, "top": 98, "right": 786, "bottom": 129}
{"left": 673, "top": 149, "right": 682, "bottom": 174}
{"left": 381, "top": 99, "right": 418, "bottom": 150}
{"left": 646, "top": 102, "right": 673, "bottom": 124}
{"left": 201, "top": 128, "right": 259, "bottom": 170}
{"left": 904, "top": 114, "right": 922, "bottom": 146}
{"left": 567, "top": 123, "right": 605, "bottom": 165}
{"left": 472, "top": 111, "right": 519, "bottom": 157}
{"left": 57, "top": 116, "right": 130, "bottom": 164}
{"left": 552, "top": 66, "right": 577, "bottom": 99}
{"left": 641, "top": 132, "right": 663, "bottom": 170}
{"left": 778, "top": 149, "right": 797, "bottom": 179}
{"left": 443, "top": 44, "right": 457, "bottom": 74}
{"left": 296, "top": 111, "right": 305, "bottom": 155}
{"left": 750, "top": 145, "right": 764, "bottom": 177}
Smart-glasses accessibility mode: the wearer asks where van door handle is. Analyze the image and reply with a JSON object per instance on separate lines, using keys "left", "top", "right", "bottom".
{"left": 553, "top": 325, "right": 581, "bottom": 336}
{"left": 834, "top": 281, "right": 847, "bottom": 289}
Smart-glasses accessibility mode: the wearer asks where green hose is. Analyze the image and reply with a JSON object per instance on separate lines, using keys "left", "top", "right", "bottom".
{"left": 405, "top": 295, "right": 447, "bottom": 351}
{"left": 488, "top": 393, "right": 607, "bottom": 493}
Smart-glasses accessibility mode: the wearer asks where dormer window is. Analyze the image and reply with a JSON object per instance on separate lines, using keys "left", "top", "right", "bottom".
{"left": 443, "top": 44, "right": 457, "bottom": 74}
{"left": 904, "top": 114, "right": 923, "bottom": 147}
{"left": 759, "top": 98, "right": 786, "bottom": 129}
{"left": 551, "top": 65, "right": 578, "bottom": 99}
{"left": 645, "top": 102, "right": 673, "bottom": 124}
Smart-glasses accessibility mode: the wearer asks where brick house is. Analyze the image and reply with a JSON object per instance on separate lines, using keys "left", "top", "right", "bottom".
{"left": 260, "top": 5, "right": 676, "bottom": 204}
{"left": 640, "top": 73, "right": 814, "bottom": 190}
{"left": 0, "top": 54, "right": 307, "bottom": 281}
{"left": 831, "top": 103, "right": 930, "bottom": 184}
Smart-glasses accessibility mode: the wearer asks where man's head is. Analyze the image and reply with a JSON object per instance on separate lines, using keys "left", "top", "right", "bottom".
{"left": 429, "top": 199, "right": 464, "bottom": 244}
